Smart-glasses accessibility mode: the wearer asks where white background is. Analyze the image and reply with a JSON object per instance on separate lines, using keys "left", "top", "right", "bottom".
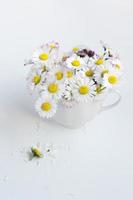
{"left": 0, "top": 0, "right": 133, "bottom": 199}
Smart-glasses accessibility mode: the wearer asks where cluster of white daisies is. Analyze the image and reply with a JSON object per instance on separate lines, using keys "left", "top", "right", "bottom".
{"left": 25, "top": 41, "right": 122, "bottom": 119}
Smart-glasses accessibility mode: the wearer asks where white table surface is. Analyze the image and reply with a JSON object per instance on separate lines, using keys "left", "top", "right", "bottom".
{"left": 0, "top": 0, "right": 133, "bottom": 199}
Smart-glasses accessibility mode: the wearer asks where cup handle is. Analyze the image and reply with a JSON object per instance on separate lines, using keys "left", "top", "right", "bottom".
{"left": 100, "top": 90, "right": 121, "bottom": 112}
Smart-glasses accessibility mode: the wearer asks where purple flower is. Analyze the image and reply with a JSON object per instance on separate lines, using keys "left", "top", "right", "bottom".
{"left": 77, "top": 50, "right": 86, "bottom": 57}
{"left": 77, "top": 49, "right": 95, "bottom": 58}
{"left": 87, "top": 50, "right": 95, "bottom": 57}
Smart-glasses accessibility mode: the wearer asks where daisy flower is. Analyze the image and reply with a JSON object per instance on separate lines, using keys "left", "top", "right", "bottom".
{"left": 93, "top": 63, "right": 112, "bottom": 83}
{"left": 102, "top": 69, "right": 120, "bottom": 88}
{"left": 32, "top": 47, "right": 50, "bottom": 64}
{"left": 64, "top": 68, "right": 74, "bottom": 80}
{"left": 47, "top": 64, "right": 65, "bottom": 82}
{"left": 84, "top": 68, "right": 94, "bottom": 78}
{"left": 27, "top": 68, "right": 44, "bottom": 93}
{"left": 70, "top": 77, "right": 96, "bottom": 103}
{"left": 35, "top": 96, "right": 57, "bottom": 119}
{"left": 45, "top": 41, "right": 59, "bottom": 61}
{"left": 80, "top": 64, "right": 95, "bottom": 79}
{"left": 92, "top": 47, "right": 111, "bottom": 68}
{"left": 65, "top": 54, "right": 86, "bottom": 70}
{"left": 31, "top": 147, "right": 43, "bottom": 158}
{"left": 94, "top": 56, "right": 105, "bottom": 66}
{"left": 42, "top": 81, "right": 64, "bottom": 100}
{"left": 42, "top": 41, "right": 59, "bottom": 51}
{"left": 111, "top": 58, "right": 123, "bottom": 72}
{"left": 31, "top": 42, "right": 59, "bottom": 67}
{"left": 48, "top": 41, "right": 59, "bottom": 50}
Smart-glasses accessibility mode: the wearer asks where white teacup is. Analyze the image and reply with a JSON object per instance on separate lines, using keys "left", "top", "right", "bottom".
{"left": 53, "top": 90, "right": 121, "bottom": 129}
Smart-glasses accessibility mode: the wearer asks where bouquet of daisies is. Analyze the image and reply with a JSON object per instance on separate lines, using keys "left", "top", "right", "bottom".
{"left": 25, "top": 41, "right": 122, "bottom": 119}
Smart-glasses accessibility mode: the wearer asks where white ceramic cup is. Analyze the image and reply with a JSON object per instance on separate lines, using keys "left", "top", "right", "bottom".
{"left": 53, "top": 90, "right": 121, "bottom": 129}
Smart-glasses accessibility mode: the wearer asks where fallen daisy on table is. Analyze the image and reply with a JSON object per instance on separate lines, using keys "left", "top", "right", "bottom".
{"left": 31, "top": 147, "right": 43, "bottom": 158}
{"left": 28, "top": 143, "right": 56, "bottom": 161}
{"left": 25, "top": 41, "right": 123, "bottom": 119}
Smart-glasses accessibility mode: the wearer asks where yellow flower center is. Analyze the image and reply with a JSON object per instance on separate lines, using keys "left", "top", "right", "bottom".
{"left": 95, "top": 58, "right": 104, "bottom": 65}
{"left": 31, "top": 147, "right": 43, "bottom": 157}
{"left": 85, "top": 69, "right": 94, "bottom": 77}
{"left": 79, "top": 85, "right": 89, "bottom": 95}
{"left": 55, "top": 71, "right": 63, "bottom": 80}
{"left": 108, "top": 75, "right": 118, "bottom": 85}
{"left": 115, "top": 64, "right": 120, "bottom": 70}
{"left": 39, "top": 53, "right": 49, "bottom": 61}
{"left": 71, "top": 60, "right": 80, "bottom": 67}
{"left": 67, "top": 71, "right": 73, "bottom": 78}
{"left": 48, "top": 83, "right": 58, "bottom": 93}
{"left": 50, "top": 44, "right": 56, "bottom": 49}
{"left": 102, "top": 69, "right": 109, "bottom": 76}
{"left": 41, "top": 102, "right": 52, "bottom": 111}
{"left": 73, "top": 47, "right": 79, "bottom": 52}
{"left": 32, "top": 75, "right": 41, "bottom": 85}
